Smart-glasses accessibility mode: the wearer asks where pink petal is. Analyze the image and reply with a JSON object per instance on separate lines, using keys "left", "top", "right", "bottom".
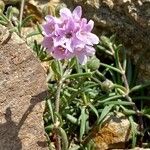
{"left": 86, "top": 20, "right": 94, "bottom": 32}
{"left": 77, "top": 53, "right": 88, "bottom": 65}
{"left": 76, "top": 32, "right": 93, "bottom": 45}
{"left": 80, "top": 18, "right": 87, "bottom": 28}
{"left": 43, "top": 22, "right": 55, "bottom": 36}
{"left": 60, "top": 7, "right": 72, "bottom": 19}
{"left": 42, "top": 37, "right": 53, "bottom": 51}
{"left": 86, "top": 32, "right": 99, "bottom": 44}
{"left": 66, "top": 19, "right": 75, "bottom": 32}
{"left": 62, "top": 38, "right": 72, "bottom": 52}
{"left": 85, "top": 45, "right": 95, "bottom": 56}
{"left": 45, "top": 15, "right": 53, "bottom": 21}
{"left": 72, "top": 37, "right": 85, "bottom": 49}
{"left": 73, "top": 6, "right": 82, "bottom": 21}
{"left": 55, "top": 25, "right": 66, "bottom": 36}
{"left": 53, "top": 46, "right": 73, "bottom": 60}
{"left": 53, "top": 37, "right": 66, "bottom": 47}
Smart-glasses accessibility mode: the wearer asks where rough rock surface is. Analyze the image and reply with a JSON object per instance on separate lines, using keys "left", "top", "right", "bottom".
{"left": 62, "top": 0, "right": 150, "bottom": 80}
{"left": 90, "top": 113, "right": 131, "bottom": 150}
{"left": 0, "top": 26, "right": 48, "bottom": 150}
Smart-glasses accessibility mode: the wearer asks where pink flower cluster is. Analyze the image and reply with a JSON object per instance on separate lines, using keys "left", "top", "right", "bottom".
{"left": 42, "top": 6, "right": 99, "bottom": 65}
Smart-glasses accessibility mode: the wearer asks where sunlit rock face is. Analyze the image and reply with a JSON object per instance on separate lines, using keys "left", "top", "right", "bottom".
{"left": 0, "top": 25, "right": 48, "bottom": 150}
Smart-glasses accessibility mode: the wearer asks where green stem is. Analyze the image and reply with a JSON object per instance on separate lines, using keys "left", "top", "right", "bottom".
{"left": 65, "top": 72, "right": 92, "bottom": 79}
{"left": 122, "top": 72, "right": 144, "bottom": 146}
{"left": 100, "top": 62, "right": 122, "bottom": 74}
{"left": 54, "top": 79, "right": 63, "bottom": 150}
{"left": 55, "top": 80, "right": 62, "bottom": 114}
{"left": 19, "top": 0, "right": 25, "bottom": 35}
{"left": 54, "top": 67, "right": 72, "bottom": 150}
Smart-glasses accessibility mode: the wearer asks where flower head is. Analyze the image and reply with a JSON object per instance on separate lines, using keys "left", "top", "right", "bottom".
{"left": 42, "top": 6, "right": 99, "bottom": 64}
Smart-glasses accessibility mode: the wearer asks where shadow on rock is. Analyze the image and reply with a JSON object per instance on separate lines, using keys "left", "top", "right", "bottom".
{"left": 0, "top": 107, "right": 22, "bottom": 150}
{"left": 0, "top": 90, "right": 48, "bottom": 150}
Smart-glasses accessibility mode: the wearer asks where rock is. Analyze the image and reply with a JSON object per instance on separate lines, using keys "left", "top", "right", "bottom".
{"left": 88, "top": 113, "right": 132, "bottom": 150}
{"left": 62, "top": 0, "right": 150, "bottom": 81}
{"left": 0, "top": 25, "right": 48, "bottom": 150}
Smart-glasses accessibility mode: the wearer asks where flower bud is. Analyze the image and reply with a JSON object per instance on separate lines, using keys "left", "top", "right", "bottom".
{"left": 11, "top": 7, "right": 19, "bottom": 17}
{"left": 87, "top": 56, "right": 100, "bottom": 71}
{"left": 101, "top": 79, "right": 114, "bottom": 92}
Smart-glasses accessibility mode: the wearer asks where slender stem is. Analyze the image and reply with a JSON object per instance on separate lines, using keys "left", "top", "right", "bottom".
{"left": 19, "top": 0, "right": 25, "bottom": 36}
{"left": 55, "top": 80, "right": 63, "bottom": 113}
{"left": 122, "top": 70, "right": 144, "bottom": 146}
{"left": 20, "top": 0, "right": 25, "bottom": 23}
{"left": 54, "top": 80, "right": 63, "bottom": 150}
{"left": 54, "top": 68, "right": 72, "bottom": 149}
{"left": 55, "top": 135, "right": 61, "bottom": 150}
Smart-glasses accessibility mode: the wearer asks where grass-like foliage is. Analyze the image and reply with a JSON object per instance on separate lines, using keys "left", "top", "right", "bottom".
{"left": 40, "top": 35, "right": 150, "bottom": 149}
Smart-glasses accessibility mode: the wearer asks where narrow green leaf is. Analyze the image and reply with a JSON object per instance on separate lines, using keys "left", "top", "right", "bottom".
{"left": 114, "top": 45, "right": 120, "bottom": 69}
{"left": 129, "top": 116, "right": 137, "bottom": 148}
{"left": 47, "top": 99, "right": 54, "bottom": 123}
{"left": 130, "top": 82, "right": 150, "bottom": 93}
{"left": 97, "top": 45, "right": 113, "bottom": 55}
{"left": 85, "top": 112, "right": 90, "bottom": 134}
{"left": 36, "top": 22, "right": 43, "bottom": 35}
{"left": 108, "top": 70, "right": 117, "bottom": 83}
{"left": 97, "top": 95, "right": 123, "bottom": 104}
{"left": 132, "top": 96, "right": 150, "bottom": 101}
{"left": 98, "top": 104, "right": 114, "bottom": 124}
{"left": 126, "top": 58, "right": 132, "bottom": 86}
{"left": 66, "top": 87, "right": 78, "bottom": 92}
{"left": 80, "top": 107, "right": 86, "bottom": 141}
{"left": 86, "top": 140, "right": 95, "bottom": 150}
{"left": 26, "top": 30, "right": 41, "bottom": 38}
{"left": 45, "top": 124, "right": 54, "bottom": 132}
{"left": 120, "top": 105, "right": 136, "bottom": 115}
{"left": 104, "top": 100, "right": 134, "bottom": 106}
{"left": 0, "top": 15, "right": 8, "bottom": 22}
{"left": 9, "top": 27, "right": 18, "bottom": 33}
{"left": 51, "top": 60, "right": 63, "bottom": 79}
{"left": 100, "top": 62, "right": 122, "bottom": 74}
{"left": 17, "top": 21, "right": 21, "bottom": 35}
{"left": 21, "top": 15, "right": 34, "bottom": 27}
{"left": 88, "top": 103, "right": 99, "bottom": 118}
{"left": 113, "top": 84, "right": 127, "bottom": 92}
{"left": 0, "top": 20, "right": 7, "bottom": 25}
{"left": 66, "top": 114, "right": 78, "bottom": 124}
{"left": 95, "top": 70, "right": 106, "bottom": 80}
{"left": 122, "top": 47, "right": 127, "bottom": 72}
{"left": 57, "top": 127, "right": 68, "bottom": 150}
{"left": 0, "top": 13, "right": 9, "bottom": 22}
{"left": 65, "top": 72, "right": 92, "bottom": 79}
{"left": 144, "top": 114, "right": 150, "bottom": 119}
{"left": 110, "top": 34, "right": 116, "bottom": 43}
{"left": 68, "top": 57, "right": 76, "bottom": 68}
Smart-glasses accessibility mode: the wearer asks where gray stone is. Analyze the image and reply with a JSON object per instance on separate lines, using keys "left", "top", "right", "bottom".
{"left": 0, "top": 26, "right": 48, "bottom": 150}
